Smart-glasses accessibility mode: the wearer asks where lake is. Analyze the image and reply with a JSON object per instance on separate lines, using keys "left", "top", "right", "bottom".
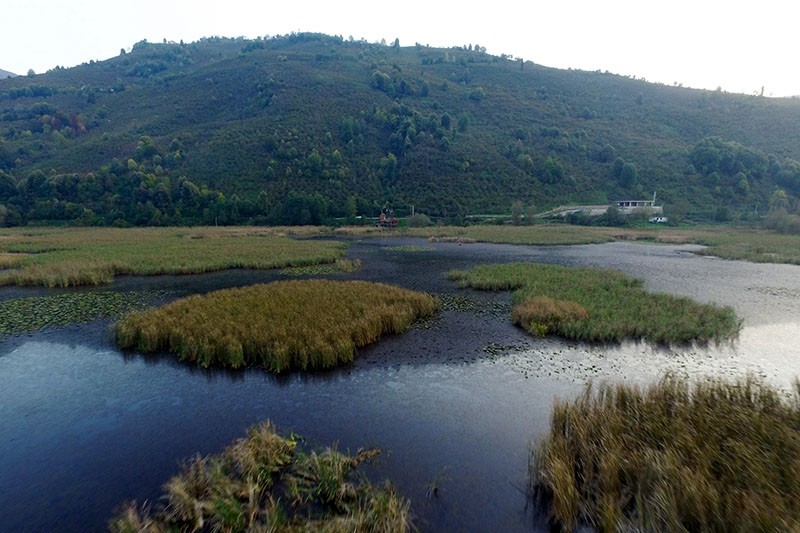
{"left": 1, "top": 237, "right": 799, "bottom": 532}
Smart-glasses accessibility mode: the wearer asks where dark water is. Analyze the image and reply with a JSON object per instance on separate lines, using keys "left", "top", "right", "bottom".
{"left": 1, "top": 238, "right": 799, "bottom": 532}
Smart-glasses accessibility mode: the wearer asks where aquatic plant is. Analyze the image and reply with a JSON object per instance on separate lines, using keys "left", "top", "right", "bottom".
{"left": 0, "top": 290, "right": 170, "bottom": 337}
{"left": 531, "top": 375, "right": 800, "bottom": 532}
{"left": 116, "top": 279, "right": 438, "bottom": 372}
{"left": 449, "top": 262, "right": 741, "bottom": 344}
{"left": 281, "top": 258, "right": 362, "bottom": 276}
{"left": 0, "top": 226, "right": 345, "bottom": 287}
{"left": 109, "top": 421, "right": 412, "bottom": 532}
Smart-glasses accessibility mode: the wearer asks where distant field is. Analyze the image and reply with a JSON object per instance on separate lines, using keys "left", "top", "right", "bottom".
{"left": 0, "top": 226, "right": 343, "bottom": 287}
{"left": 401, "top": 224, "right": 800, "bottom": 264}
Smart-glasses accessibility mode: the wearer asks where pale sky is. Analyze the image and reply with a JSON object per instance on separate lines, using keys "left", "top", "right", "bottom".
{"left": 2, "top": 1, "right": 797, "bottom": 97}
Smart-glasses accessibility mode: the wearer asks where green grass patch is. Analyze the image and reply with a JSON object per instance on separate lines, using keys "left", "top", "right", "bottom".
{"left": 281, "top": 258, "right": 362, "bottom": 276}
{"left": 406, "top": 224, "right": 614, "bottom": 246}
{"left": 109, "top": 420, "right": 412, "bottom": 533}
{"left": 448, "top": 262, "right": 741, "bottom": 344}
{"left": 0, "top": 227, "right": 346, "bottom": 287}
{"left": 0, "top": 290, "right": 170, "bottom": 336}
{"left": 383, "top": 245, "right": 435, "bottom": 252}
{"left": 530, "top": 375, "right": 800, "bottom": 532}
{"left": 115, "top": 279, "right": 438, "bottom": 372}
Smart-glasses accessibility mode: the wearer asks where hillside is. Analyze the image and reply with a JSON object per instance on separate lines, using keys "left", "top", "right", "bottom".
{"left": 0, "top": 69, "right": 15, "bottom": 80}
{"left": 0, "top": 33, "right": 798, "bottom": 226}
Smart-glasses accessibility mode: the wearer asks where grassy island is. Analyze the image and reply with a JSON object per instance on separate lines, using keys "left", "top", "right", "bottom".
{"left": 531, "top": 376, "right": 800, "bottom": 532}
{"left": 115, "top": 279, "right": 438, "bottom": 372}
{"left": 448, "top": 263, "right": 740, "bottom": 344}
{"left": 0, "top": 226, "right": 344, "bottom": 287}
{"left": 110, "top": 421, "right": 411, "bottom": 533}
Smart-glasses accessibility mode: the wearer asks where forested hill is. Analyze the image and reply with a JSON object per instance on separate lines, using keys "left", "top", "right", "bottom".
{"left": 0, "top": 33, "right": 798, "bottom": 227}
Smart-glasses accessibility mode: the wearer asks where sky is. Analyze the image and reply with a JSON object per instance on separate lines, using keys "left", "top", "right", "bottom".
{"left": 2, "top": 0, "right": 797, "bottom": 97}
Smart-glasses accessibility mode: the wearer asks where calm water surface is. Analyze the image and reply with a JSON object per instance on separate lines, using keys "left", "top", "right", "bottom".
{"left": 1, "top": 238, "right": 799, "bottom": 532}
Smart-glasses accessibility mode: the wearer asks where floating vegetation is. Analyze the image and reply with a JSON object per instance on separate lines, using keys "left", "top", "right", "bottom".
{"left": 109, "top": 421, "right": 412, "bottom": 532}
{"left": 116, "top": 280, "right": 439, "bottom": 372}
{"left": 437, "top": 293, "right": 509, "bottom": 317}
{"left": 449, "top": 263, "right": 741, "bottom": 344}
{"left": 531, "top": 375, "right": 800, "bottom": 532}
{"left": 0, "top": 290, "right": 171, "bottom": 337}
{"left": 383, "top": 245, "right": 435, "bottom": 252}
{"left": 281, "top": 258, "right": 362, "bottom": 276}
{"left": 0, "top": 227, "right": 345, "bottom": 287}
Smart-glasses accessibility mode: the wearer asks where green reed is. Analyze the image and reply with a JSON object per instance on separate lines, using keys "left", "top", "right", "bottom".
{"left": 449, "top": 262, "right": 741, "bottom": 344}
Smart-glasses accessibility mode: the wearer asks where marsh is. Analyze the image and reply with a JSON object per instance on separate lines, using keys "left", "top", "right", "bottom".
{"left": 1, "top": 237, "right": 798, "bottom": 532}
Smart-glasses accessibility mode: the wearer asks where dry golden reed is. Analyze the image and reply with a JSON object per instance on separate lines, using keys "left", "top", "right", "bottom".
{"left": 116, "top": 279, "right": 438, "bottom": 372}
{"left": 531, "top": 375, "right": 800, "bottom": 532}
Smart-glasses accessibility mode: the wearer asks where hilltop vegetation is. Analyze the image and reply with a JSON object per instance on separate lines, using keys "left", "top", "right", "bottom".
{"left": 0, "top": 33, "right": 799, "bottom": 227}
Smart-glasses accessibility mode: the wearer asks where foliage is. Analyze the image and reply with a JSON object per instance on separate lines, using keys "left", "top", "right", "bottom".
{"left": 531, "top": 375, "right": 800, "bottom": 532}
{"left": 0, "top": 226, "right": 344, "bottom": 287}
{"left": 448, "top": 262, "right": 741, "bottom": 343}
{"left": 109, "top": 421, "right": 412, "bottom": 532}
{"left": 115, "top": 279, "right": 439, "bottom": 372}
{"left": 0, "top": 34, "right": 799, "bottom": 225}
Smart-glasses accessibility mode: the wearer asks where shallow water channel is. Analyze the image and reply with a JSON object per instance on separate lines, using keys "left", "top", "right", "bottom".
{"left": 1, "top": 237, "right": 799, "bottom": 532}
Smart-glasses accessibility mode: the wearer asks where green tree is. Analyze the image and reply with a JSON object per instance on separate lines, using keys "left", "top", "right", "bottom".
{"left": 619, "top": 162, "right": 638, "bottom": 188}
{"left": 511, "top": 200, "right": 524, "bottom": 225}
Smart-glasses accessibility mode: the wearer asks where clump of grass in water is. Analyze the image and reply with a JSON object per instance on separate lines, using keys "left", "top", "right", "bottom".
{"left": 116, "top": 279, "right": 438, "bottom": 372}
{"left": 530, "top": 374, "right": 800, "bottom": 532}
{"left": 449, "top": 262, "right": 741, "bottom": 344}
{"left": 109, "top": 421, "right": 412, "bottom": 532}
{"left": 282, "top": 258, "right": 362, "bottom": 276}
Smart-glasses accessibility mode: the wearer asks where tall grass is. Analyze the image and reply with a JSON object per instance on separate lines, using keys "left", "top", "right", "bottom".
{"left": 109, "top": 421, "right": 412, "bottom": 532}
{"left": 116, "top": 279, "right": 438, "bottom": 372}
{"left": 531, "top": 375, "right": 800, "bottom": 532}
{"left": 449, "top": 263, "right": 741, "bottom": 344}
{"left": 0, "top": 226, "right": 345, "bottom": 287}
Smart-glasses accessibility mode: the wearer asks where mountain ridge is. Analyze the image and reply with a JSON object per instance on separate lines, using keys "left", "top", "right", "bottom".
{"left": 0, "top": 33, "right": 798, "bottom": 226}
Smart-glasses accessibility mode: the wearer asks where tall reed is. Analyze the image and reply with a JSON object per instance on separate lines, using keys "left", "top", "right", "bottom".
{"left": 116, "top": 279, "right": 438, "bottom": 372}
{"left": 109, "top": 421, "right": 412, "bottom": 532}
{"left": 531, "top": 375, "right": 800, "bottom": 532}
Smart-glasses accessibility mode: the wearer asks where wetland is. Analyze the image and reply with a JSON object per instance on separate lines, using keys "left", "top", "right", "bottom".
{"left": 1, "top": 234, "right": 799, "bottom": 531}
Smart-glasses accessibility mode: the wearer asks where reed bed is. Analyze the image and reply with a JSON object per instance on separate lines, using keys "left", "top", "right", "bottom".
{"left": 449, "top": 263, "right": 741, "bottom": 344}
{"left": 531, "top": 375, "right": 800, "bottom": 532}
{"left": 0, "top": 227, "right": 345, "bottom": 287}
{"left": 109, "top": 421, "right": 412, "bottom": 532}
{"left": 115, "top": 279, "right": 438, "bottom": 372}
